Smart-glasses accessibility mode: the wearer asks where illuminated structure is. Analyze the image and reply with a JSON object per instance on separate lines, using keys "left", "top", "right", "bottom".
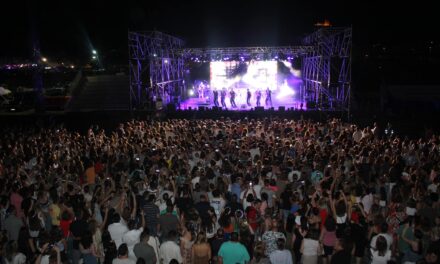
{"left": 128, "top": 27, "right": 352, "bottom": 112}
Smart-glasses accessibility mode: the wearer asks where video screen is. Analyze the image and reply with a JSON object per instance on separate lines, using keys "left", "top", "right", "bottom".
{"left": 210, "top": 60, "right": 278, "bottom": 91}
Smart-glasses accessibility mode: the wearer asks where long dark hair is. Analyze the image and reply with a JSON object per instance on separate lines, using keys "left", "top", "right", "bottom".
{"left": 376, "top": 235, "right": 387, "bottom": 257}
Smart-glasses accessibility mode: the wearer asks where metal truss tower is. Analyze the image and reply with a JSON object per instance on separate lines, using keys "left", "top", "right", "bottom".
{"left": 302, "top": 27, "right": 352, "bottom": 111}
{"left": 128, "top": 31, "right": 185, "bottom": 110}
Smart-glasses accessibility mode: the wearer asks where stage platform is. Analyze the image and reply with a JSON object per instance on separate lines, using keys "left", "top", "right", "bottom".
{"left": 179, "top": 97, "right": 307, "bottom": 111}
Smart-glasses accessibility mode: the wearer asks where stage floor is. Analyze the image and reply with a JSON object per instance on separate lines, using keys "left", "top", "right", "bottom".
{"left": 179, "top": 97, "right": 306, "bottom": 111}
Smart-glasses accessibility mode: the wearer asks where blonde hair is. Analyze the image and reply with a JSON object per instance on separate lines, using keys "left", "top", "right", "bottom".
{"left": 196, "top": 231, "right": 207, "bottom": 244}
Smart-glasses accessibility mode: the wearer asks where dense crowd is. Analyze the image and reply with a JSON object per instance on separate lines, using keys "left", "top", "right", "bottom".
{"left": 0, "top": 118, "right": 439, "bottom": 264}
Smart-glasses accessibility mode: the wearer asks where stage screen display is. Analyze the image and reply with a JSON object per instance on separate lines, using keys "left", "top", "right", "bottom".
{"left": 210, "top": 60, "right": 278, "bottom": 91}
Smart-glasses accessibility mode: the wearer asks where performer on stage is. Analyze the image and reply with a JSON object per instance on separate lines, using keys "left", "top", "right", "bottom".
{"left": 220, "top": 88, "right": 227, "bottom": 108}
{"left": 229, "top": 88, "right": 237, "bottom": 108}
{"left": 265, "top": 87, "right": 272, "bottom": 107}
{"left": 213, "top": 89, "right": 219, "bottom": 107}
{"left": 255, "top": 90, "right": 261, "bottom": 107}
{"left": 246, "top": 88, "right": 251, "bottom": 106}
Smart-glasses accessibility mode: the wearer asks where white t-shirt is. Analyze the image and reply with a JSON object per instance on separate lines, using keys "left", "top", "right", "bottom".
{"left": 302, "top": 238, "right": 320, "bottom": 256}
{"left": 370, "top": 249, "right": 391, "bottom": 264}
{"left": 370, "top": 234, "right": 393, "bottom": 250}
{"left": 108, "top": 222, "right": 129, "bottom": 248}
{"left": 4, "top": 253, "right": 26, "bottom": 264}
{"left": 147, "top": 236, "right": 161, "bottom": 264}
{"left": 210, "top": 197, "right": 225, "bottom": 217}
{"left": 160, "top": 241, "right": 183, "bottom": 264}
{"left": 269, "top": 249, "right": 293, "bottom": 264}
{"left": 112, "top": 258, "right": 136, "bottom": 264}
{"left": 361, "top": 193, "right": 373, "bottom": 214}
{"left": 122, "top": 228, "right": 144, "bottom": 260}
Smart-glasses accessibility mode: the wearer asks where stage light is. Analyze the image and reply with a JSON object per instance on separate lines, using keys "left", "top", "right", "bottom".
{"left": 188, "top": 89, "right": 195, "bottom": 96}
{"left": 164, "top": 59, "right": 169, "bottom": 64}
{"left": 153, "top": 53, "right": 157, "bottom": 57}
{"left": 92, "top": 50, "right": 97, "bottom": 55}
{"left": 92, "top": 56, "right": 97, "bottom": 60}
{"left": 41, "top": 57, "right": 47, "bottom": 62}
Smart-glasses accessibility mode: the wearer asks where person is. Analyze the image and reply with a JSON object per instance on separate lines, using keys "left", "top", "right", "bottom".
{"left": 113, "top": 243, "right": 136, "bottom": 264}
{"left": 218, "top": 232, "right": 250, "bottom": 264}
{"left": 160, "top": 230, "right": 182, "bottom": 264}
{"left": 143, "top": 194, "right": 159, "bottom": 237}
{"left": 370, "top": 235, "right": 391, "bottom": 264}
{"left": 330, "top": 238, "right": 351, "bottom": 264}
{"left": 3, "top": 240, "right": 26, "bottom": 264}
{"left": 220, "top": 88, "right": 227, "bottom": 108}
{"left": 265, "top": 88, "right": 272, "bottom": 107}
{"left": 210, "top": 228, "right": 225, "bottom": 262}
{"left": 229, "top": 88, "right": 237, "bottom": 108}
{"left": 158, "top": 203, "right": 180, "bottom": 241}
{"left": 108, "top": 213, "right": 129, "bottom": 248}
{"left": 269, "top": 238, "right": 293, "bottom": 264}
{"left": 262, "top": 218, "right": 286, "bottom": 256}
{"left": 401, "top": 226, "right": 424, "bottom": 263}
{"left": 370, "top": 222, "right": 392, "bottom": 251}
{"left": 320, "top": 216, "right": 337, "bottom": 264}
{"left": 191, "top": 231, "right": 211, "bottom": 264}
{"left": 249, "top": 242, "right": 270, "bottom": 264}
{"left": 122, "top": 215, "right": 145, "bottom": 260}
{"left": 300, "top": 229, "right": 321, "bottom": 264}
{"left": 80, "top": 232, "right": 99, "bottom": 264}
{"left": 213, "top": 89, "right": 219, "bottom": 107}
{"left": 255, "top": 90, "right": 261, "bottom": 106}
{"left": 247, "top": 88, "right": 252, "bottom": 106}
{"left": 180, "top": 224, "right": 194, "bottom": 264}
{"left": 4, "top": 206, "right": 24, "bottom": 242}
{"left": 133, "top": 230, "right": 157, "bottom": 264}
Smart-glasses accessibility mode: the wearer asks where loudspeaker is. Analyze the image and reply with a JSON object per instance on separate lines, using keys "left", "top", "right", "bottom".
{"left": 278, "top": 106, "right": 285, "bottom": 111}
{"left": 330, "top": 56, "right": 343, "bottom": 85}
{"left": 255, "top": 106, "right": 264, "bottom": 111}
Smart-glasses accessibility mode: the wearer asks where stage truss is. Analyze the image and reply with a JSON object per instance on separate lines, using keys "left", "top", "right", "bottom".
{"left": 128, "top": 27, "right": 352, "bottom": 112}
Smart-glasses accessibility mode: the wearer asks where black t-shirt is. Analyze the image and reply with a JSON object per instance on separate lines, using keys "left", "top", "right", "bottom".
{"left": 211, "top": 238, "right": 224, "bottom": 256}
{"left": 331, "top": 250, "right": 351, "bottom": 264}
{"left": 70, "top": 219, "right": 89, "bottom": 249}
{"left": 194, "top": 201, "right": 211, "bottom": 220}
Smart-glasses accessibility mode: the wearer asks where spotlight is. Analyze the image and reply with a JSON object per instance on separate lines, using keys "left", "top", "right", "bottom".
{"left": 188, "top": 89, "right": 195, "bottom": 96}
{"left": 41, "top": 57, "right": 47, "bottom": 62}
{"left": 164, "top": 59, "right": 169, "bottom": 64}
{"left": 153, "top": 53, "right": 157, "bottom": 57}
{"left": 92, "top": 56, "right": 97, "bottom": 60}
{"left": 92, "top": 50, "right": 97, "bottom": 55}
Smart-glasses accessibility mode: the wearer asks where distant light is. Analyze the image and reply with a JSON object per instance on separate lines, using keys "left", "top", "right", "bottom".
{"left": 92, "top": 50, "right": 97, "bottom": 55}
{"left": 10, "top": 108, "right": 16, "bottom": 112}
{"left": 44, "top": 66, "right": 52, "bottom": 70}
{"left": 92, "top": 56, "right": 97, "bottom": 59}
{"left": 70, "top": 65, "right": 75, "bottom": 69}
{"left": 164, "top": 59, "right": 169, "bottom": 64}
{"left": 41, "top": 57, "right": 47, "bottom": 62}
{"left": 153, "top": 53, "right": 157, "bottom": 57}
{"left": 188, "top": 89, "right": 195, "bottom": 96}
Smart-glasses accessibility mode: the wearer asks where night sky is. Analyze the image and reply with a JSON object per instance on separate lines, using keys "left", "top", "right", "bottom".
{"left": 0, "top": 0, "right": 438, "bottom": 62}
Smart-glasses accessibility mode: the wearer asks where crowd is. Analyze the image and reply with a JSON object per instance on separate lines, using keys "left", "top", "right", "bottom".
{"left": 0, "top": 117, "right": 439, "bottom": 264}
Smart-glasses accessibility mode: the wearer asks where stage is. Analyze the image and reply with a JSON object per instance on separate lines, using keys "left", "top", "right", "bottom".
{"left": 179, "top": 96, "right": 306, "bottom": 111}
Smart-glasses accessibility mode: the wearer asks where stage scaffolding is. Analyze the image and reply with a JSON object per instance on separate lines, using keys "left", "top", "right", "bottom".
{"left": 128, "top": 27, "right": 352, "bottom": 112}
{"left": 302, "top": 27, "right": 352, "bottom": 111}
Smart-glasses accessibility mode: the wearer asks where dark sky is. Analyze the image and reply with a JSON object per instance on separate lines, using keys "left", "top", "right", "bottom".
{"left": 0, "top": 0, "right": 437, "bottom": 61}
